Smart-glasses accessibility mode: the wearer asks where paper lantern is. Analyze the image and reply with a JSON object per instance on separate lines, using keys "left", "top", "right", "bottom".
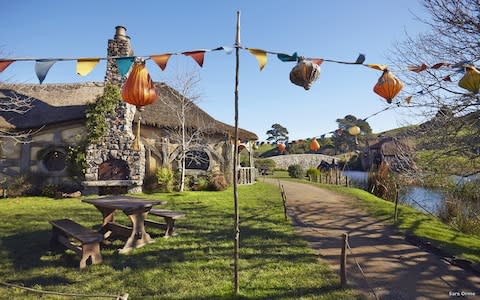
{"left": 459, "top": 66, "right": 480, "bottom": 94}
{"left": 122, "top": 60, "right": 158, "bottom": 150}
{"left": 122, "top": 61, "right": 157, "bottom": 107}
{"left": 289, "top": 58, "right": 321, "bottom": 90}
{"left": 373, "top": 70, "right": 404, "bottom": 103}
{"left": 310, "top": 138, "right": 320, "bottom": 152}
{"left": 348, "top": 126, "right": 361, "bottom": 136}
{"left": 277, "top": 143, "right": 286, "bottom": 153}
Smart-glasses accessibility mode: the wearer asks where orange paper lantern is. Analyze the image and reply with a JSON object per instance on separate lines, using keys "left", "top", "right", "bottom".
{"left": 121, "top": 61, "right": 157, "bottom": 150}
{"left": 373, "top": 70, "right": 404, "bottom": 103}
{"left": 277, "top": 143, "right": 286, "bottom": 153}
{"left": 122, "top": 61, "right": 157, "bottom": 108}
{"left": 459, "top": 66, "right": 480, "bottom": 94}
{"left": 310, "top": 138, "right": 320, "bottom": 152}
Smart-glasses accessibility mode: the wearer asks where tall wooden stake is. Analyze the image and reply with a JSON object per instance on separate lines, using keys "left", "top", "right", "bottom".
{"left": 233, "top": 11, "right": 241, "bottom": 295}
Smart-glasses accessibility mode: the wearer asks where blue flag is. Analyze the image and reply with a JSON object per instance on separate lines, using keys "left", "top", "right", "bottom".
{"left": 35, "top": 60, "right": 56, "bottom": 84}
{"left": 116, "top": 57, "right": 134, "bottom": 77}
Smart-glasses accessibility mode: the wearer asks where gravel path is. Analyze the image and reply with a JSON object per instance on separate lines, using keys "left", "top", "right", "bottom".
{"left": 267, "top": 179, "right": 480, "bottom": 299}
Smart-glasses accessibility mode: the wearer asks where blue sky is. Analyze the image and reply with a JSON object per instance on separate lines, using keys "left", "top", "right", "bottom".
{"left": 1, "top": 0, "right": 429, "bottom": 140}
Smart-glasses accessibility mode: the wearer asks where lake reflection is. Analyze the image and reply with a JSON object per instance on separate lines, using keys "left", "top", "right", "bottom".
{"left": 342, "top": 171, "right": 444, "bottom": 216}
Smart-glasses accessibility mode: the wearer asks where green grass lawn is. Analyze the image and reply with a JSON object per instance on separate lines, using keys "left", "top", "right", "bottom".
{"left": 0, "top": 183, "right": 357, "bottom": 299}
{"left": 272, "top": 174, "right": 480, "bottom": 264}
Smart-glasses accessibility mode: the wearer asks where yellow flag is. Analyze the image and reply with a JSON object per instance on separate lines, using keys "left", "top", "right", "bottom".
{"left": 366, "top": 64, "right": 388, "bottom": 71}
{"left": 248, "top": 48, "right": 267, "bottom": 71}
{"left": 76, "top": 58, "right": 100, "bottom": 76}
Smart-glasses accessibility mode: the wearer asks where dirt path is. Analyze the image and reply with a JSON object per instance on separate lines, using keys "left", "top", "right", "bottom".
{"left": 266, "top": 179, "right": 480, "bottom": 299}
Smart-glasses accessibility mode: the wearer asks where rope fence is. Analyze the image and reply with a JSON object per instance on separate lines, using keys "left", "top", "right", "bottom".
{"left": 0, "top": 281, "right": 128, "bottom": 299}
{"left": 341, "top": 233, "right": 380, "bottom": 300}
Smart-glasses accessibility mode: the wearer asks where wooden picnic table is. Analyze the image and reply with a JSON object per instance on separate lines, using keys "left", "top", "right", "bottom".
{"left": 82, "top": 195, "right": 165, "bottom": 253}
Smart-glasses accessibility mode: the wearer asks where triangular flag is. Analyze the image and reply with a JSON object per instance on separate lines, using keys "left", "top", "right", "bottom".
{"left": 442, "top": 75, "right": 452, "bottom": 82}
{"left": 405, "top": 95, "right": 413, "bottom": 104}
{"left": 35, "top": 59, "right": 56, "bottom": 84}
{"left": 76, "top": 58, "right": 100, "bottom": 76}
{"left": 0, "top": 60, "right": 14, "bottom": 72}
{"left": 115, "top": 57, "right": 134, "bottom": 77}
{"left": 432, "top": 62, "right": 448, "bottom": 69}
{"left": 150, "top": 54, "right": 171, "bottom": 71}
{"left": 408, "top": 63, "right": 428, "bottom": 73}
{"left": 221, "top": 46, "right": 234, "bottom": 55}
{"left": 277, "top": 52, "right": 298, "bottom": 62}
{"left": 355, "top": 54, "right": 366, "bottom": 64}
{"left": 247, "top": 48, "right": 267, "bottom": 71}
{"left": 312, "top": 59, "right": 324, "bottom": 66}
{"left": 183, "top": 51, "right": 205, "bottom": 67}
{"left": 366, "top": 64, "right": 388, "bottom": 71}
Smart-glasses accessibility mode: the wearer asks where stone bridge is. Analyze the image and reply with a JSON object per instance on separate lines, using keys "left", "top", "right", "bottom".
{"left": 263, "top": 154, "right": 338, "bottom": 170}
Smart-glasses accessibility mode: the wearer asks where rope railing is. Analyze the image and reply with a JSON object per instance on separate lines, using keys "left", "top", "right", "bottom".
{"left": 341, "top": 233, "right": 380, "bottom": 300}
{"left": 0, "top": 281, "right": 128, "bottom": 299}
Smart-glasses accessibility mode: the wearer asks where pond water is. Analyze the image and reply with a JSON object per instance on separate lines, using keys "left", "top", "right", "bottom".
{"left": 342, "top": 171, "right": 445, "bottom": 216}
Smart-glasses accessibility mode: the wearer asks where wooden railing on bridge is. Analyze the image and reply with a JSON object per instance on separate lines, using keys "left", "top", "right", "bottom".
{"left": 238, "top": 167, "right": 256, "bottom": 185}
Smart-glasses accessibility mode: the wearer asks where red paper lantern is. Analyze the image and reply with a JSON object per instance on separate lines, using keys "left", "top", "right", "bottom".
{"left": 277, "top": 143, "right": 286, "bottom": 153}
{"left": 373, "top": 70, "right": 404, "bottom": 103}
{"left": 310, "top": 138, "right": 320, "bottom": 152}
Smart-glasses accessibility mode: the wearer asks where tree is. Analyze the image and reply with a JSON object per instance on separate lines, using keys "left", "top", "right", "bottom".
{"left": 332, "top": 114, "right": 371, "bottom": 153}
{"left": 0, "top": 82, "right": 38, "bottom": 144}
{"left": 158, "top": 70, "right": 209, "bottom": 192}
{"left": 266, "top": 123, "right": 289, "bottom": 143}
{"left": 391, "top": 0, "right": 480, "bottom": 176}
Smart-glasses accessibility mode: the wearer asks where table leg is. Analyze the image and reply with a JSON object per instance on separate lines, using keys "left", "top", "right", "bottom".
{"left": 119, "top": 211, "right": 155, "bottom": 254}
{"left": 94, "top": 206, "right": 115, "bottom": 239}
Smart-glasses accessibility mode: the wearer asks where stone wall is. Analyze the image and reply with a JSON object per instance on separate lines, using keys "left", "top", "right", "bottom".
{"left": 265, "top": 154, "right": 338, "bottom": 170}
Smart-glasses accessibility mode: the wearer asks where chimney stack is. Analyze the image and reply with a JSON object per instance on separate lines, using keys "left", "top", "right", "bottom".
{"left": 105, "top": 26, "right": 133, "bottom": 85}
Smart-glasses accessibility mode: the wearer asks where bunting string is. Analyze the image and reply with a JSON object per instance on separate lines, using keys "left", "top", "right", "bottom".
{"left": 1, "top": 44, "right": 477, "bottom": 99}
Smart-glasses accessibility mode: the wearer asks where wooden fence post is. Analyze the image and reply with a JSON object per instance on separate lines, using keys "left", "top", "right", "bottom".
{"left": 340, "top": 233, "right": 348, "bottom": 288}
{"left": 394, "top": 185, "right": 399, "bottom": 223}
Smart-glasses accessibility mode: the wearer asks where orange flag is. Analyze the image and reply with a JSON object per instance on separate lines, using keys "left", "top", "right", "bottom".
{"left": 150, "top": 54, "right": 172, "bottom": 71}
{"left": 0, "top": 60, "right": 14, "bottom": 72}
{"left": 183, "top": 51, "right": 205, "bottom": 67}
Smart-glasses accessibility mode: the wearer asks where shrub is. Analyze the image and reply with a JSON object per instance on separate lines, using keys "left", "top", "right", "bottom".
{"left": 191, "top": 176, "right": 209, "bottom": 191}
{"left": 306, "top": 167, "right": 320, "bottom": 182}
{"left": 367, "top": 162, "right": 397, "bottom": 202}
{"left": 143, "top": 174, "right": 160, "bottom": 193}
{"left": 6, "top": 175, "right": 34, "bottom": 197}
{"left": 156, "top": 167, "right": 174, "bottom": 192}
{"left": 41, "top": 184, "right": 58, "bottom": 198}
{"left": 255, "top": 158, "right": 276, "bottom": 170}
{"left": 288, "top": 164, "right": 305, "bottom": 179}
{"left": 208, "top": 172, "right": 229, "bottom": 191}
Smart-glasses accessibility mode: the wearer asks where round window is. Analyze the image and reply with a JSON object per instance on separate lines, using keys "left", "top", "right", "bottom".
{"left": 43, "top": 150, "right": 67, "bottom": 172}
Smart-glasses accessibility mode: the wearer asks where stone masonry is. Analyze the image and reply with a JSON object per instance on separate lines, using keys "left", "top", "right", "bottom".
{"left": 83, "top": 26, "right": 145, "bottom": 194}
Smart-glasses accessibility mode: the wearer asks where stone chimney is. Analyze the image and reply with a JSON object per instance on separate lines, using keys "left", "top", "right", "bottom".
{"left": 82, "top": 26, "right": 145, "bottom": 195}
{"left": 105, "top": 26, "right": 134, "bottom": 85}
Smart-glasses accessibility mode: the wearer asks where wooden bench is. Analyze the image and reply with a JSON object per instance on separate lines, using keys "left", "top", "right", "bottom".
{"left": 145, "top": 209, "right": 185, "bottom": 238}
{"left": 49, "top": 219, "right": 103, "bottom": 269}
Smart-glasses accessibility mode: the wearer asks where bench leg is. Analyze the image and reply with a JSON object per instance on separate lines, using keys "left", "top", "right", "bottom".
{"left": 80, "top": 242, "right": 102, "bottom": 269}
{"left": 50, "top": 228, "right": 66, "bottom": 253}
{"left": 164, "top": 217, "right": 177, "bottom": 238}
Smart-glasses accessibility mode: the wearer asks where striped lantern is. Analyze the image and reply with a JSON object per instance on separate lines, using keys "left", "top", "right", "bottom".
{"left": 122, "top": 60, "right": 158, "bottom": 150}
{"left": 373, "top": 70, "right": 404, "bottom": 103}
{"left": 289, "top": 58, "right": 321, "bottom": 90}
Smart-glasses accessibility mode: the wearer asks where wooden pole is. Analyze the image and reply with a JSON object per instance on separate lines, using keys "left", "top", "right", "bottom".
{"left": 394, "top": 183, "right": 399, "bottom": 223}
{"left": 233, "top": 11, "right": 241, "bottom": 295}
{"left": 340, "top": 233, "right": 348, "bottom": 288}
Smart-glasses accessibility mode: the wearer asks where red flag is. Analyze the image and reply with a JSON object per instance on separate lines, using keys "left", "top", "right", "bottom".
{"left": 408, "top": 63, "right": 428, "bottom": 73}
{"left": 150, "top": 54, "right": 171, "bottom": 71}
{"left": 312, "top": 58, "right": 324, "bottom": 66}
{"left": 442, "top": 75, "right": 452, "bottom": 82}
{"left": 432, "top": 62, "right": 447, "bottom": 69}
{"left": 0, "top": 60, "right": 14, "bottom": 72}
{"left": 183, "top": 51, "right": 205, "bottom": 67}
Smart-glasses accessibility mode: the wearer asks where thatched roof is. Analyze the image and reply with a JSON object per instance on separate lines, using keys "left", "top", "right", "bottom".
{"left": 0, "top": 82, "right": 258, "bottom": 140}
